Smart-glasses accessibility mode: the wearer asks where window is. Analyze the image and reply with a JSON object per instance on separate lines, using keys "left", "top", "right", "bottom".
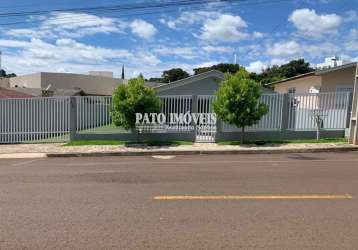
{"left": 287, "top": 87, "right": 296, "bottom": 94}
{"left": 335, "top": 85, "right": 352, "bottom": 109}
{"left": 336, "top": 85, "right": 353, "bottom": 93}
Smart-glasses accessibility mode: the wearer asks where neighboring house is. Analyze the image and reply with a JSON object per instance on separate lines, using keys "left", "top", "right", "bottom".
{"left": 270, "top": 62, "right": 357, "bottom": 94}
{"left": 154, "top": 70, "right": 274, "bottom": 96}
{"left": 5, "top": 71, "right": 124, "bottom": 96}
{"left": 7, "top": 87, "right": 85, "bottom": 97}
{"left": 0, "top": 87, "right": 34, "bottom": 98}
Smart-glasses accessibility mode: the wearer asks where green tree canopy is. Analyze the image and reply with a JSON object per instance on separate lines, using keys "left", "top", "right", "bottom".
{"left": 111, "top": 76, "right": 161, "bottom": 130}
{"left": 162, "top": 68, "right": 190, "bottom": 83}
{"left": 250, "top": 59, "right": 314, "bottom": 85}
{"left": 193, "top": 63, "right": 241, "bottom": 75}
{"left": 0, "top": 69, "right": 16, "bottom": 78}
{"left": 213, "top": 68, "right": 268, "bottom": 144}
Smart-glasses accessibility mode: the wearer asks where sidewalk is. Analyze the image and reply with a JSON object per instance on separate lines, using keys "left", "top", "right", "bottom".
{"left": 1, "top": 142, "right": 358, "bottom": 158}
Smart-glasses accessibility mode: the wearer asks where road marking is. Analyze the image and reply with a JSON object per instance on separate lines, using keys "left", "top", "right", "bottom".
{"left": 153, "top": 194, "right": 353, "bottom": 200}
{"left": 152, "top": 155, "right": 176, "bottom": 159}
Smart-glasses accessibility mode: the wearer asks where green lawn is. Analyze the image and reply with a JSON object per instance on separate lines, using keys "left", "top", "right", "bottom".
{"left": 218, "top": 138, "right": 348, "bottom": 145}
{"left": 65, "top": 140, "right": 193, "bottom": 146}
{"left": 77, "top": 124, "right": 129, "bottom": 134}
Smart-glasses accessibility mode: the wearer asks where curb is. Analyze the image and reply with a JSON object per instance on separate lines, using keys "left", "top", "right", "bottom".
{"left": 45, "top": 146, "right": 358, "bottom": 158}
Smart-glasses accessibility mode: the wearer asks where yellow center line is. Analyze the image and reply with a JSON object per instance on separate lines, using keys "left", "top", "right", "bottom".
{"left": 153, "top": 194, "right": 353, "bottom": 200}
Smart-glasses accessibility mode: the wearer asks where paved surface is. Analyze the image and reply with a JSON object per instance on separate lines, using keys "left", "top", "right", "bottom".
{"left": 0, "top": 142, "right": 355, "bottom": 155}
{"left": 0, "top": 152, "right": 358, "bottom": 249}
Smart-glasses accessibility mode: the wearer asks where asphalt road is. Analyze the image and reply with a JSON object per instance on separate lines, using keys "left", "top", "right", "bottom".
{"left": 1, "top": 152, "right": 358, "bottom": 249}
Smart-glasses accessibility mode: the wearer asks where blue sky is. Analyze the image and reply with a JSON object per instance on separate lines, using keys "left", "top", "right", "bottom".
{"left": 0, "top": 0, "right": 357, "bottom": 78}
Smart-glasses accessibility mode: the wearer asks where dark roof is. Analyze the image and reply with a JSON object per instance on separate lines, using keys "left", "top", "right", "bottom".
{"left": 154, "top": 70, "right": 225, "bottom": 92}
{"left": 0, "top": 87, "right": 34, "bottom": 98}
{"left": 144, "top": 81, "right": 165, "bottom": 88}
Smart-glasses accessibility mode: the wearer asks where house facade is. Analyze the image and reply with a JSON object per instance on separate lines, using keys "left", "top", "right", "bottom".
{"left": 154, "top": 70, "right": 274, "bottom": 96}
{"left": 3, "top": 71, "right": 125, "bottom": 96}
{"left": 271, "top": 62, "right": 357, "bottom": 94}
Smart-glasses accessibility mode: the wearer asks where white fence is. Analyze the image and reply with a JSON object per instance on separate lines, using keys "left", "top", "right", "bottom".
{"left": 222, "top": 94, "right": 284, "bottom": 132}
{"left": 0, "top": 92, "right": 352, "bottom": 144}
{"left": 76, "top": 96, "right": 113, "bottom": 132}
{"left": 0, "top": 97, "right": 70, "bottom": 143}
{"left": 288, "top": 92, "right": 351, "bottom": 130}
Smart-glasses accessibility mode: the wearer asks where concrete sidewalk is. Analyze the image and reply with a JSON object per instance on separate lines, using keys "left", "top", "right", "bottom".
{"left": 1, "top": 143, "right": 358, "bottom": 158}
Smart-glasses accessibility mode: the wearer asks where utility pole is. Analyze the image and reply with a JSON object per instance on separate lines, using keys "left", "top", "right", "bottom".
{"left": 233, "top": 53, "right": 237, "bottom": 65}
{"left": 349, "top": 62, "right": 358, "bottom": 144}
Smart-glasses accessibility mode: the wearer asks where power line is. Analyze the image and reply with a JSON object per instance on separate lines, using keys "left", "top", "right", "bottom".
{"left": 0, "top": 0, "right": 290, "bottom": 28}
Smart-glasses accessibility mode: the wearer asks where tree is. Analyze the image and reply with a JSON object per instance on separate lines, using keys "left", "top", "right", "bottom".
{"left": 251, "top": 59, "right": 314, "bottom": 85}
{"left": 111, "top": 76, "right": 162, "bottom": 134}
{"left": 193, "top": 63, "right": 241, "bottom": 75}
{"left": 213, "top": 68, "right": 268, "bottom": 144}
{"left": 162, "top": 68, "right": 190, "bottom": 83}
{"left": 0, "top": 69, "right": 16, "bottom": 78}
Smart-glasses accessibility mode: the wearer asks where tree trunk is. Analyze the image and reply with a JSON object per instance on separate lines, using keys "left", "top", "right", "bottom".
{"left": 316, "top": 121, "right": 320, "bottom": 141}
{"left": 241, "top": 126, "right": 245, "bottom": 145}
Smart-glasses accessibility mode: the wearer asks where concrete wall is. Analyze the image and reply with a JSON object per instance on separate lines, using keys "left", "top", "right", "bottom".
{"left": 9, "top": 73, "right": 42, "bottom": 89}
{"left": 75, "top": 131, "right": 196, "bottom": 142}
{"left": 320, "top": 67, "right": 356, "bottom": 92}
{"left": 216, "top": 130, "right": 345, "bottom": 141}
{"left": 273, "top": 75, "right": 322, "bottom": 94}
{"left": 0, "top": 78, "right": 9, "bottom": 88}
{"left": 9, "top": 72, "right": 123, "bottom": 95}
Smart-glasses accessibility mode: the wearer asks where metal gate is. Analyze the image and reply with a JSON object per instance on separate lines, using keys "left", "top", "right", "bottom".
{"left": 196, "top": 95, "right": 216, "bottom": 142}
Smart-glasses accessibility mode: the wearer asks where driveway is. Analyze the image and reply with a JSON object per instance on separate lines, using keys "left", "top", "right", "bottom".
{"left": 0, "top": 153, "right": 358, "bottom": 249}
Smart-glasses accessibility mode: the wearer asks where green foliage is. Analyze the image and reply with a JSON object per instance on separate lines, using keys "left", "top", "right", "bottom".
{"left": 251, "top": 59, "right": 314, "bottom": 85}
{"left": 111, "top": 76, "right": 161, "bottom": 130}
{"left": 0, "top": 69, "right": 16, "bottom": 78}
{"left": 162, "top": 68, "right": 190, "bottom": 83}
{"left": 213, "top": 68, "right": 268, "bottom": 140}
{"left": 193, "top": 63, "right": 241, "bottom": 75}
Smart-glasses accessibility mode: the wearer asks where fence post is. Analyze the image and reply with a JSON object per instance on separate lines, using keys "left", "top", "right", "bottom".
{"left": 349, "top": 63, "right": 358, "bottom": 144}
{"left": 69, "top": 96, "right": 77, "bottom": 141}
{"left": 281, "top": 93, "right": 290, "bottom": 133}
{"left": 191, "top": 95, "right": 198, "bottom": 139}
{"left": 346, "top": 92, "right": 353, "bottom": 129}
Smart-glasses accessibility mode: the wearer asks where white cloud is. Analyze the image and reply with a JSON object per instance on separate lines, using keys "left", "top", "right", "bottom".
{"left": 0, "top": 39, "right": 31, "bottom": 48}
{"left": 266, "top": 39, "right": 341, "bottom": 61}
{"left": 246, "top": 61, "right": 267, "bottom": 73}
{"left": 129, "top": 19, "right": 157, "bottom": 39}
{"left": 345, "top": 10, "right": 358, "bottom": 22}
{"left": 202, "top": 45, "right": 233, "bottom": 53}
{"left": 7, "top": 12, "right": 127, "bottom": 39}
{"left": 252, "top": 32, "right": 264, "bottom": 39}
{"left": 160, "top": 10, "right": 219, "bottom": 30}
{"left": 289, "top": 8, "right": 342, "bottom": 37}
{"left": 199, "top": 14, "right": 248, "bottom": 43}
{"left": 267, "top": 40, "right": 301, "bottom": 57}
{"left": 153, "top": 46, "right": 196, "bottom": 59}
{"left": 346, "top": 28, "right": 358, "bottom": 51}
